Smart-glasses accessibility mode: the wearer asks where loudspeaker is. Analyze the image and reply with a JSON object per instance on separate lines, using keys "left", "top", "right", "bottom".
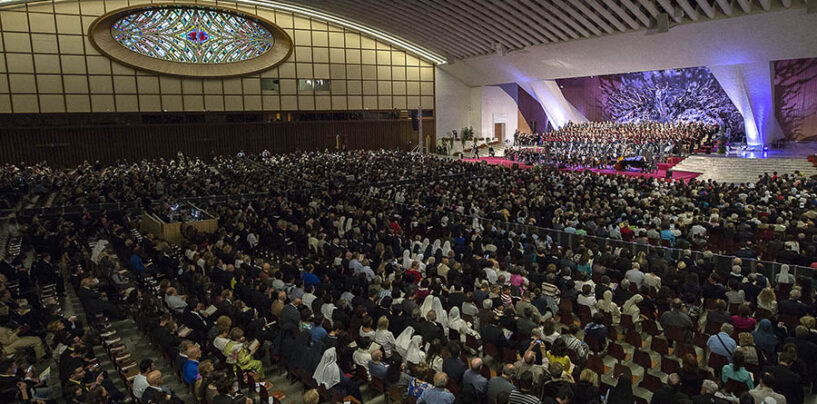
{"left": 512, "top": 163, "right": 519, "bottom": 170}
{"left": 666, "top": 169, "right": 673, "bottom": 179}
{"left": 656, "top": 13, "right": 669, "bottom": 33}
{"left": 410, "top": 111, "right": 419, "bottom": 131}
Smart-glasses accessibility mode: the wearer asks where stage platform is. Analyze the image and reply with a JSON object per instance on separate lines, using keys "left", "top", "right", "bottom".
{"left": 462, "top": 156, "right": 699, "bottom": 182}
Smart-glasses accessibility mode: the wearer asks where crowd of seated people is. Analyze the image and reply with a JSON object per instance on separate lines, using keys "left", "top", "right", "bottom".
{"left": 511, "top": 121, "right": 717, "bottom": 169}
{"left": 0, "top": 149, "right": 816, "bottom": 404}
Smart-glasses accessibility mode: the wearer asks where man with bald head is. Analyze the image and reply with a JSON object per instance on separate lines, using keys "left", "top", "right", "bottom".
{"left": 514, "top": 346, "right": 546, "bottom": 383}
{"left": 417, "top": 372, "right": 455, "bottom": 404}
{"left": 649, "top": 373, "right": 688, "bottom": 404}
{"left": 488, "top": 364, "right": 516, "bottom": 401}
{"left": 140, "top": 370, "right": 171, "bottom": 404}
{"left": 463, "top": 357, "right": 488, "bottom": 398}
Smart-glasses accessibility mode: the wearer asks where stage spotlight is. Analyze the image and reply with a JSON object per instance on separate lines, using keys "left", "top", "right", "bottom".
{"left": 741, "top": 146, "right": 747, "bottom": 150}
{"left": 763, "top": 146, "right": 769, "bottom": 151}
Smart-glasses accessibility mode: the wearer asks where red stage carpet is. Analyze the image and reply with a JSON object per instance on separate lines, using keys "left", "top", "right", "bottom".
{"left": 462, "top": 157, "right": 699, "bottom": 182}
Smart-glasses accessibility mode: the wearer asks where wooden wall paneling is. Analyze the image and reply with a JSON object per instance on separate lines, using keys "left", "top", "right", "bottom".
{"left": 0, "top": 119, "right": 421, "bottom": 167}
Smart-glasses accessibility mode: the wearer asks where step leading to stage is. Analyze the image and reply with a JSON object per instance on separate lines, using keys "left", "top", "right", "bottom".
{"left": 671, "top": 155, "right": 817, "bottom": 184}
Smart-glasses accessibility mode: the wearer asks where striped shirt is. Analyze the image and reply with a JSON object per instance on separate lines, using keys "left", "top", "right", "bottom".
{"left": 509, "top": 390, "right": 541, "bottom": 404}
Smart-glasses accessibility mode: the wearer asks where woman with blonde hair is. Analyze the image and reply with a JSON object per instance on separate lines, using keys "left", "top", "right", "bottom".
{"left": 213, "top": 316, "right": 232, "bottom": 351}
{"left": 595, "top": 290, "right": 621, "bottom": 324}
{"left": 621, "top": 294, "right": 643, "bottom": 323}
{"left": 757, "top": 287, "right": 777, "bottom": 314}
{"left": 225, "top": 327, "right": 265, "bottom": 377}
{"left": 573, "top": 369, "right": 600, "bottom": 404}
{"left": 735, "top": 332, "right": 760, "bottom": 365}
{"left": 373, "top": 316, "right": 397, "bottom": 358}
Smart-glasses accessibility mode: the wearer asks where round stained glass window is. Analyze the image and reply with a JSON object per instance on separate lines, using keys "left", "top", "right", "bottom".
{"left": 89, "top": 4, "right": 293, "bottom": 78}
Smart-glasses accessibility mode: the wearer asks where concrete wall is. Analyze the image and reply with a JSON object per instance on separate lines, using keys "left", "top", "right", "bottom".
{"left": 434, "top": 67, "right": 471, "bottom": 139}
{"left": 480, "top": 85, "right": 517, "bottom": 142}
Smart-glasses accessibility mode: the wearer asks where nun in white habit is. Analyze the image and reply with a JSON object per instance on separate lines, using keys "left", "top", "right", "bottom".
{"left": 405, "top": 335, "right": 426, "bottom": 365}
{"left": 313, "top": 347, "right": 341, "bottom": 389}
{"left": 394, "top": 326, "right": 415, "bottom": 358}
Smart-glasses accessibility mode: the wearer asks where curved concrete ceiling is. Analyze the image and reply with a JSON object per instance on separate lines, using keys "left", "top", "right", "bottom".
{"left": 276, "top": 0, "right": 803, "bottom": 61}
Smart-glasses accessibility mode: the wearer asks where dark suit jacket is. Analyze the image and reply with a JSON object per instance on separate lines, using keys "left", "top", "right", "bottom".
{"left": 692, "top": 394, "right": 731, "bottom": 404}
{"left": 763, "top": 364, "right": 803, "bottom": 404}
{"left": 279, "top": 303, "right": 301, "bottom": 338}
{"left": 416, "top": 320, "right": 447, "bottom": 345}
{"left": 141, "top": 386, "right": 166, "bottom": 404}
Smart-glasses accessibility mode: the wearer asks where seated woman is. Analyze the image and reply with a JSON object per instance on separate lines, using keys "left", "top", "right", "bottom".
{"left": 447, "top": 307, "right": 479, "bottom": 343}
{"left": 313, "top": 347, "right": 362, "bottom": 401}
{"left": 731, "top": 304, "right": 757, "bottom": 334}
{"left": 224, "top": 327, "right": 264, "bottom": 378}
{"left": 721, "top": 350, "right": 754, "bottom": 390}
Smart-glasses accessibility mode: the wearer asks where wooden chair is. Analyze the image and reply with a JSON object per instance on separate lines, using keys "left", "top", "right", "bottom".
{"left": 664, "top": 325, "right": 685, "bottom": 344}
{"left": 633, "top": 349, "right": 653, "bottom": 369}
{"left": 661, "top": 356, "right": 680, "bottom": 375}
{"left": 620, "top": 314, "right": 634, "bottom": 330}
{"left": 625, "top": 329, "right": 643, "bottom": 348}
{"left": 724, "top": 378, "right": 749, "bottom": 396}
{"left": 642, "top": 319, "right": 660, "bottom": 337}
{"left": 650, "top": 337, "right": 670, "bottom": 356}
{"left": 449, "top": 329, "right": 460, "bottom": 342}
{"left": 693, "top": 332, "right": 709, "bottom": 349}
{"left": 483, "top": 343, "right": 500, "bottom": 360}
{"left": 577, "top": 304, "right": 592, "bottom": 326}
{"left": 707, "top": 353, "right": 729, "bottom": 375}
{"left": 641, "top": 373, "right": 663, "bottom": 393}
{"left": 613, "top": 363, "right": 633, "bottom": 383}
{"left": 370, "top": 376, "right": 385, "bottom": 395}
{"left": 607, "top": 341, "right": 627, "bottom": 362}
{"left": 386, "top": 385, "right": 403, "bottom": 404}
{"left": 674, "top": 343, "right": 696, "bottom": 360}
{"left": 585, "top": 334, "right": 604, "bottom": 354}
{"left": 502, "top": 347, "right": 517, "bottom": 364}
{"left": 466, "top": 334, "right": 481, "bottom": 351}
{"left": 586, "top": 354, "right": 606, "bottom": 375}
{"left": 705, "top": 321, "right": 724, "bottom": 336}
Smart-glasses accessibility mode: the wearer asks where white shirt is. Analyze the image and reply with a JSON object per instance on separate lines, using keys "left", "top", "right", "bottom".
{"left": 133, "top": 374, "right": 149, "bottom": 399}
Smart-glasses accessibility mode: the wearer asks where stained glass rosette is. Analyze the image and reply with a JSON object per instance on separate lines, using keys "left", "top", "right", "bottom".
{"left": 111, "top": 7, "right": 276, "bottom": 64}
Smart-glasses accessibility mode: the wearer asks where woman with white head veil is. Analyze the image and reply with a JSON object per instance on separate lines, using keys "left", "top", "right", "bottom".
{"left": 432, "top": 239, "right": 441, "bottom": 256}
{"left": 338, "top": 216, "right": 346, "bottom": 232}
{"left": 448, "top": 306, "right": 477, "bottom": 342}
{"left": 777, "top": 264, "right": 795, "bottom": 284}
{"left": 321, "top": 299, "right": 336, "bottom": 327}
{"left": 431, "top": 296, "right": 449, "bottom": 331}
{"left": 313, "top": 347, "right": 341, "bottom": 389}
{"left": 415, "top": 254, "right": 426, "bottom": 272}
{"left": 441, "top": 241, "right": 452, "bottom": 257}
{"left": 394, "top": 326, "right": 415, "bottom": 358}
{"left": 421, "top": 238, "right": 430, "bottom": 253}
{"left": 402, "top": 249, "right": 412, "bottom": 269}
{"left": 405, "top": 335, "right": 426, "bottom": 365}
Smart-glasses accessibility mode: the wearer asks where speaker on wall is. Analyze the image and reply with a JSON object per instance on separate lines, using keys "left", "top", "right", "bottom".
{"left": 410, "top": 110, "right": 419, "bottom": 131}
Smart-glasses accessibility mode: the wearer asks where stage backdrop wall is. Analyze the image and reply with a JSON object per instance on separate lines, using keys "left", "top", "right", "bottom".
{"left": 774, "top": 57, "right": 817, "bottom": 141}
{"left": 0, "top": 117, "right": 434, "bottom": 167}
{"left": 0, "top": 0, "right": 434, "bottom": 113}
{"left": 556, "top": 66, "right": 745, "bottom": 139}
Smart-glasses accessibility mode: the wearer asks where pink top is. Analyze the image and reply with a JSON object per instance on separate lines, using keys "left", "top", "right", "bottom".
{"left": 731, "top": 315, "right": 757, "bottom": 333}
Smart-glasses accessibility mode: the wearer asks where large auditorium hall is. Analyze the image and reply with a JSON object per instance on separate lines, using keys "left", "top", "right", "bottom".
{"left": 1, "top": 2, "right": 817, "bottom": 404}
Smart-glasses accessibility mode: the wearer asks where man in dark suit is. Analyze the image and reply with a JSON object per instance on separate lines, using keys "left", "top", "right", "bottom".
{"left": 416, "top": 310, "right": 447, "bottom": 345}
{"left": 778, "top": 289, "right": 811, "bottom": 318}
{"left": 181, "top": 299, "right": 210, "bottom": 341}
{"left": 140, "top": 370, "right": 174, "bottom": 404}
{"left": 763, "top": 352, "right": 803, "bottom": 404}
{"left": 442, "top": 342, "right": 467, "bottom": 386}
{"left": 279, "top": 297, "right": 302, "bottom": 341}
